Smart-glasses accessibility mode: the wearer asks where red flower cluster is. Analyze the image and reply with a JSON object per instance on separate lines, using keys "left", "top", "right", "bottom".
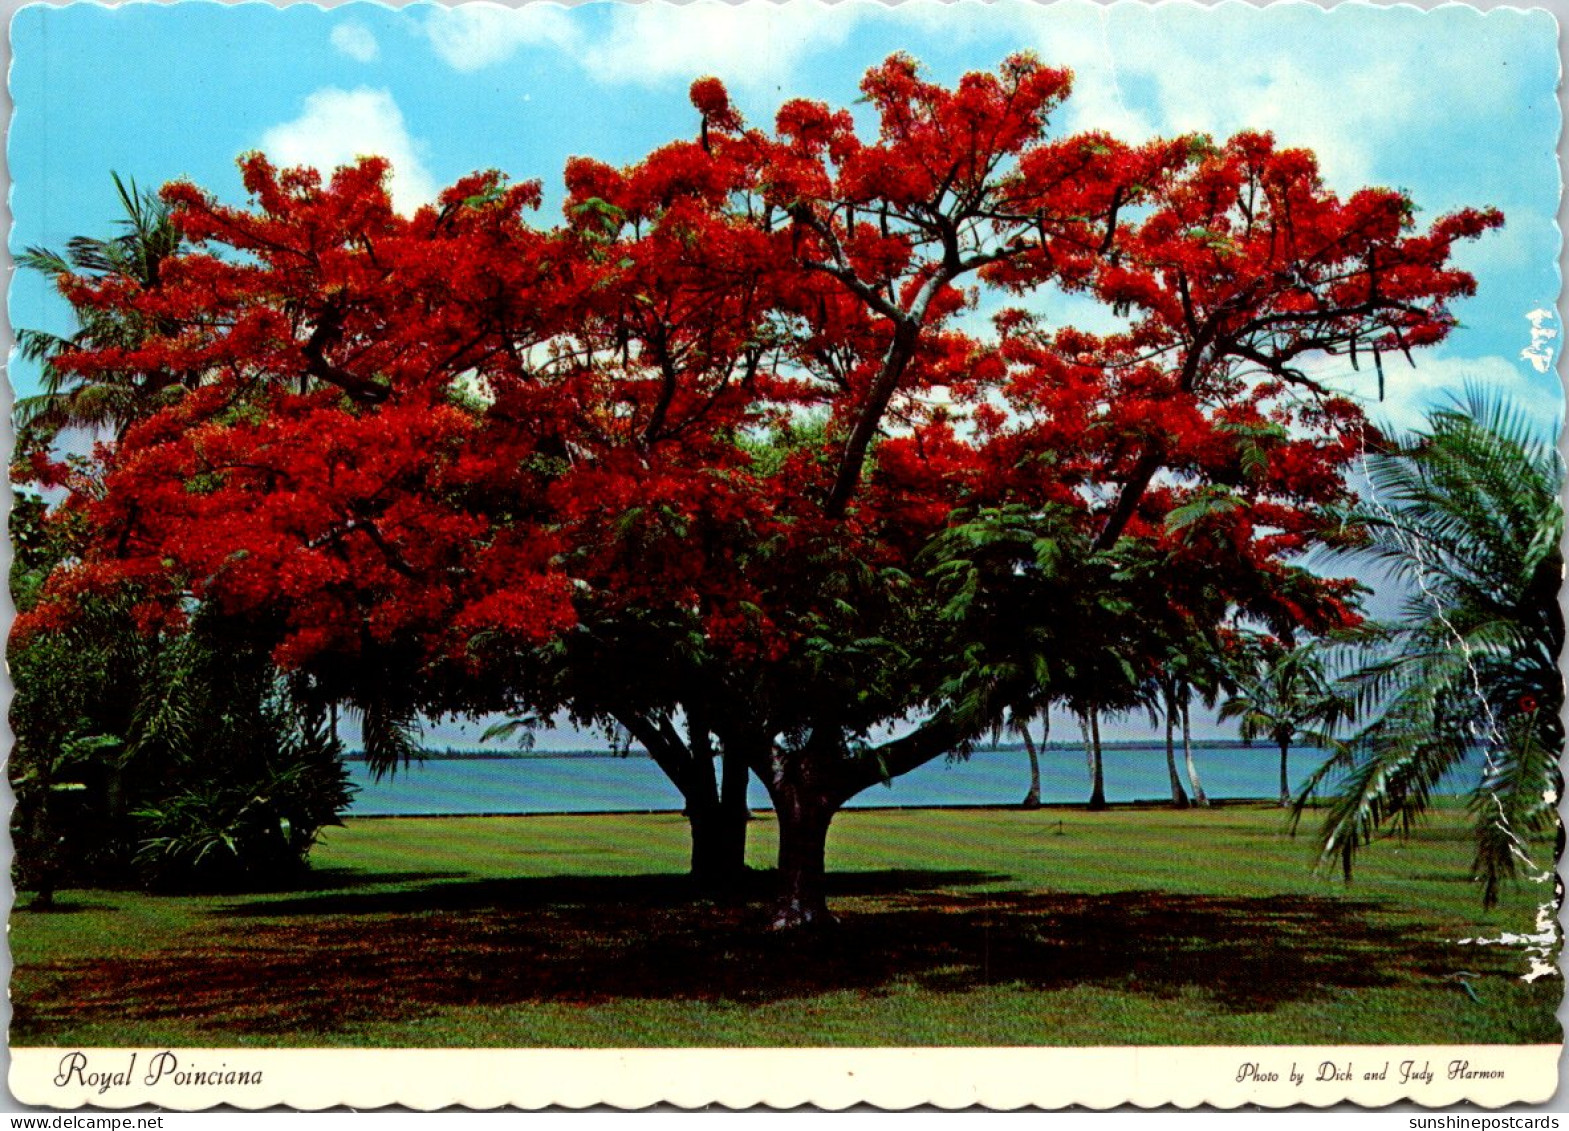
{"left": 16, "top": 54, "right": 1499, "bottom": 711}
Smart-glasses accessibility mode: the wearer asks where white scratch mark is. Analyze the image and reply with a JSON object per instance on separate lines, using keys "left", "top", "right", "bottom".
{"left": 1521, "top": 308, "right": 1557, "bottom": 374}
{"left": 1456, "top": 901, "right": 1561, "bottom": 983}
{"left": 1095, "top": 6, "right": 1131, "bottom": 130}
{"left": 1353, "top": 424, "right": 1556, "bottom": 981}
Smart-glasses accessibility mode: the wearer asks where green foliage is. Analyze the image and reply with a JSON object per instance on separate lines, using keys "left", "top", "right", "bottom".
{"left": 922, "top": 505, "right": 1167, "bottom": 740}
{"left": 1216, "top": 419, "right": 1289, "bottom": 484}
{"left": 1163, "top": 487, "right": 1243, "bottom": 537}
{"left": 479, "top": 715, "right": 542, "bottom": 752}
{"left": 9, "top": 498, "right": 356, "bottom": 893}
{"left": 132, "top": 704, "right": 355, "bottom": 891}
{"left": 10, "top": 183, "right": 357, "bottom": 895}
{"left": 923, "top": 505, "right": 1075, "bottom": 734}
{"left": 570, "top": 196, "right": 627, "bottom": 245}
{"left": 1219, "top": 642, "right": 1353, "bottom": 753}
{"left": 9, "top": 530, "right": 153, "bottom": 893}
{"left": 735, "top": 412, "right": 831, "bottom": 478}
{"left": 9, "top": 608, "right": 358, "bottom": 893}
{"left": 1297, "top": 389, "right": 1563, "bottom": 906}
{"left": 14, "top": 171, "right": 188, "bottom": 447}
{"left": 355, "top": 699, "right": 426, "bottom": 780}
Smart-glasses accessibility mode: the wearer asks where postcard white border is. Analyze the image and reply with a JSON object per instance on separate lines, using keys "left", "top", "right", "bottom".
{"left": 5, "top": 0, "right": 1566, "bottom": 1116}
{"left": 7, "top": 1045, "right": 1562, "bottom": 1110}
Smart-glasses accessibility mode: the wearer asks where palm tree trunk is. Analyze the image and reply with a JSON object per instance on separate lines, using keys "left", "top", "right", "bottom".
{"left": 1087, "top": 709, "right": 1107, "bottom": 811}
{"left": 1278, "top": 737, "right": 1291, "bottom": 807}
{"left": 1020, "top": 715, "right": 1043, "bottom": 810}
{"left": 1181, "top": 696, "right": 1209, "bottom": 808}
{"left": 1164, "top": 684, "right": 1189, "bottom": 809}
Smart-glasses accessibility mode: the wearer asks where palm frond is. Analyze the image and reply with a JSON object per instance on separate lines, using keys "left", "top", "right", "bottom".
{"left": 1470, "top": 712, "right": 1561, "bottom": 908}
{"left": 480, "top": 716, "right": 540, "bottom": 752}
{"left": 357, "top": 700, "right": 424, "bottom": 779}
{"left": 1317, "top": 386, "right": 1562, "bottom": 904}
{"left": 1309, "top": 729, "right": 1468, "bottom": 881}
{"left": 13, "top": 328, "right": 78, "bottom": 367}
{"left": 127, "top": 634, "right": 207, "bottom": 763}
{"left": 15, "top": 246, "right": 72, "bottom": 276}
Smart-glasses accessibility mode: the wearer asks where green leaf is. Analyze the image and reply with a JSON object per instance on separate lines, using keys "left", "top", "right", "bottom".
{"left": 1164, "top": 490, "right": 1241, "bottom": 535}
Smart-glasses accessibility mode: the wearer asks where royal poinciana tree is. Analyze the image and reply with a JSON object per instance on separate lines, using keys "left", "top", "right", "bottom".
{"left": 16, "top": 54, "right": 1500, "bottom": 927}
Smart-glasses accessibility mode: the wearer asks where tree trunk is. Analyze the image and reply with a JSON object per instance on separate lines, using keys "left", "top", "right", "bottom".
{"left": 754, "top": 713, "right": 967, "bottom": 931}
{"left": 1278, "top": 737, "right": 1292, "bottom": 807}
{"left": 619, "top": 708, "right": 752, "bottom": 891}
{"left": 688, "top": 795, "right": 751, "bottom": 894}
{"left": 743, "top": 728, "right": 844, "bottom": 931}
{"left": 27, "top": 792, "right": 61, "bottom": 910}
{"left": 1020, "top": 715, "right": 1043, "bottom": 810}
{"left": 1163, "top": 684, "right": 1189, "bottom": 809}
{"left": 771, "top": 789, "right": 836, "bottom": 930}
{"left": 1181, "top": 696, "right": 1209, "bottom": 808}
{"left": 1087, "top": 709, "right": 1107, "bottom": 811}
{"left": 691, "top": 744, "right": 754, "bottom": 894}
{"left": 721, "top": 735, "right": 752, "bottom": 823}
{"left": 688, "top": 717, "right": 758, "bottom": 893}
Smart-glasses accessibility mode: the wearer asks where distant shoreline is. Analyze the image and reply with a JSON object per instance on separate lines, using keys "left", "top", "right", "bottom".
{"left": 340, "top": 796, "right": 1300, "bottom": 819}
{"left": 343, "top": 739, "right": 1272, "bottom": 763}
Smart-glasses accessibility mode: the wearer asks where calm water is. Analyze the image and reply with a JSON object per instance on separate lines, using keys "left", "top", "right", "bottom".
{"left": 345, "top": 742, "right": 1398, "bottom": 816}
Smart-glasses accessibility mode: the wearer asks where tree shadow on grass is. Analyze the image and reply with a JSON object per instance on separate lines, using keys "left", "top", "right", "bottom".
{"left": 217, "top": 868, "right": 1000, "bottom": 918}
{"left": 284, "top": 867, "right": 470, "bottom": 894}
{"left": 12, "top": 865, "right": 1520, "bottom": 1044}
{"left": 10, "top": 900, "right": 119, "bottom": 915}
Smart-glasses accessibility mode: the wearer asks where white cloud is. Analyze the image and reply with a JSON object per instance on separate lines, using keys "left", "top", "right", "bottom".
{"left": 1310, "top": 352, "right": 1561, "bottom": 438}
{"left": 1024, "top": 5, "right": 1381, "bottom": 183}
{"left": 260, "top": 88, "right": 438, "bottom": 214}
{"left": 580, "top": 2, "right": 855, "bottom": 91}
{"left": 411, "top": 0, "right": 1540, "bottom": 199}
{"left": 421, "top": 1, "right": 855, "bottom": 92}
{"left": 973, "top": 0, "right": 1533, "bottom": 195}
{"left": 330, "top": 21, "right": 380, "bottom": 64}
{"left": 423, "top": 4, "right": 578, "bottom": 73}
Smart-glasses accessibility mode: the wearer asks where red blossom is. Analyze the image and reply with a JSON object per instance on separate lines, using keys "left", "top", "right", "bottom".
{"left": 17, "top": 53, "right": 1500, "bottom": 710}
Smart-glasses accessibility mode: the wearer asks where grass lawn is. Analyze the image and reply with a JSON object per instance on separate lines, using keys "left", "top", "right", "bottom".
{"left": 10, "top": 803, "right": 1561, "bottom": 1048}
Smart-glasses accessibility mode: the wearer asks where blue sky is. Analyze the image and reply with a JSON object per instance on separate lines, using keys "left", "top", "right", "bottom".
{"left": 7, "top": 0, "right": 1563, "bottom": 748}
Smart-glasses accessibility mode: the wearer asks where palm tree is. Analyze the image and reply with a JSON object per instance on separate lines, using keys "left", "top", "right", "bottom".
{"left": 1155, "top": 670, "right": 1191, "bottom": 809}
{"left": 1220, "top": 641, "right": 1354, "bottom": 806}
{"left": 1167, "top": 628, "right": 1255, "bottom": 809}
{"left": 1010, "top": 708, "right": 1047, "bottom": 810}
{"left": 1298, "top": 390, "right": 1562, "bottom": 907}
{"left": 923, "top": 506, "right": 1069, "bottom": 807}
{"left": 1175, "top": 647, "right": 1235, "bottom": 810}
{"left": 1177, "top": 681, "right": 1209, "bottom": 808}
{"left": 15, "top": 172, "right": 187, "bottom": 445}
{"left": 923, "top": 504, "right": 1150, "bottom": 812}
{"left": 1074, "top": 703, "right": 1108, "bottom": 810}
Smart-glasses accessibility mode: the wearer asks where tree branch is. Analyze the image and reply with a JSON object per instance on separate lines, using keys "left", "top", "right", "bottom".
{"left": 302, "top": 297, "right": 391, "bottom": 405}
{"left": 835, "top": 713, "right": 969, "bottom": 802}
